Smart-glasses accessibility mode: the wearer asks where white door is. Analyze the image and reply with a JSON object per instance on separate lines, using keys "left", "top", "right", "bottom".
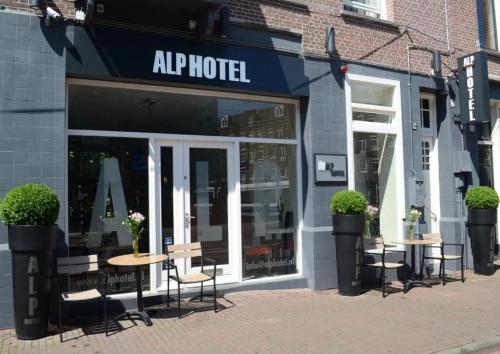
{"left": 420, "top": 94, "right": 440, "bottom": 233}
{"left": 158, "top": 140, "right": 240, "bottom": 287}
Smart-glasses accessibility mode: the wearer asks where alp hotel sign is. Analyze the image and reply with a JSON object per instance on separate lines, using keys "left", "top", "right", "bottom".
{"left": 458, "top": 52, "right": 490, "bottom": 123}
{"left": 152, "top": 50, "right": 251, "bottom": 83}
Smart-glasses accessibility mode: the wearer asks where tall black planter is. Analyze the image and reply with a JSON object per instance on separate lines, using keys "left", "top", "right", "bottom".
{"left": 8, "top": 225, "right": 57, "bottom": 340}
{"left": 468, "top": 209, "right": 497, "bottom": 275}
{"left": 332, "top": 214, "right": 365, "bottom": 296}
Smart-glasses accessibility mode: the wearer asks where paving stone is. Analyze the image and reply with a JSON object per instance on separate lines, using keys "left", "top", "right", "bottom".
{"left": 0, "top": 269, "right": 500, "bottom": 353}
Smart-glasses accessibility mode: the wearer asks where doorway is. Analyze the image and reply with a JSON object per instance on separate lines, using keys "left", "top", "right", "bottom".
{"left": 420, "top": 94, "right": 441, "bottom": 233}
{"left": 157, "top": 140, "right": 240, "bottom": 286}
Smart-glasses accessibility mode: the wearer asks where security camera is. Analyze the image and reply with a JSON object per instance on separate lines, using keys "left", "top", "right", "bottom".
{"left": 45, "top": 6, "right": 63, "bottom": 25}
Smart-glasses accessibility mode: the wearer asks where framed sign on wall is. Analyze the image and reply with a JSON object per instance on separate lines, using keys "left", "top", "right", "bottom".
{"left": 314, "top": 154, "right": 347, "bottom": 184}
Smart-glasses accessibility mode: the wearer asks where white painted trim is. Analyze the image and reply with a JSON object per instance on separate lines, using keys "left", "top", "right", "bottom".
{"left": 294, "top": 103, "right": 303, "bottom": 278}
{"left": 351, "top": 103, "right": 397, "bottom": 115}
{"left": 0, "top": 244, "right": 8, "bottom": 251}
{"left": 233, "top": 141, "right": 243, "bottom": 281}
{"left": 345, "top": 73, "right": 405, "bottom": 244}
{"left": 490, "top": 102, "right": 500, "bottom": 244}
{"left": 351, "top": 121, "right": 399, "bottom": 135}
{"left": 148, "top": 138, "right": 159, "bottom": 291}
{"left": 347, "top": 73, "right": 402, "bottom": 89}
{"left": 67, "top": 129, "right": 298, "bottom": 145}
{"left": 380, "top": 0, "right": 387, "bottom": 20}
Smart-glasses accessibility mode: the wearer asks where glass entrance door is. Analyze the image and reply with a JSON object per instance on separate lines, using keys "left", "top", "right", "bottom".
{"left": 186, "top": 147, "right": 229, "bottom": 270}
{"left": 159, "top": 141, "right": 238, "bottom": 285}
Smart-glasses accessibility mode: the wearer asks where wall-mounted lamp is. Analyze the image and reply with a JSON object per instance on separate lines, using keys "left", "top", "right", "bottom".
{"left": 432, "top": 50, "right": 442, "bottom": 75}
{"left": 45, "top": 6, "right": 63, "bottom": 26}
{"left": 325, "top": 27, "right": 335, "bottom": 55}
{"left": 219, "top": 5, "right": 230, "bottom": 38}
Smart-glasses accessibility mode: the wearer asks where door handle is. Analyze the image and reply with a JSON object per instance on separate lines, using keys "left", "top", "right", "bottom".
{"left": 184, "top": 215, "right": 196, "bottom": 225}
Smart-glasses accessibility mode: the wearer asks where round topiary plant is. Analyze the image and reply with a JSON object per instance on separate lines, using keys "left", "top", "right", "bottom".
{"left": 329, "top": 190, "right": 368, "bottom": 215}
{"left": 465, "top": 186, "right": 499, "bottom": 210}
{"left": 0, "top": 184, "right": 60, "bottom": 225}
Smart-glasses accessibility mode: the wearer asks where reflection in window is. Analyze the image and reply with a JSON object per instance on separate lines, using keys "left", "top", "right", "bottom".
{"left": 354, "top": 133, "right": 398, "bottom": 243}
{"left": 353, "top": 111, "right": 392, "bottom": 124}
{"left": 69, "top": 85, "right": 296, "bottom": 139}
{"left": 351, "top": 81, "right": 394, "bottom": 107}
{"left": 68, "top": 136, "right": 149, "bottom": 295}
{"left": 344, "top": 0, "right": 382, "bottom": 18}
{"left": 240, "top": 143, "right": 297, "bottom": 279}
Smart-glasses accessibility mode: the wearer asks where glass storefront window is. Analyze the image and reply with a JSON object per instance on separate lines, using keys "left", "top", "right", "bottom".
{"left": 240, "top": 143, "right": 297, "bottom": 279}
{"left": 353, "top": 132, "right": 398, "bottom": 242}
{"left": 68, "top": 85, "right": 296, "bottom": 139}
{"left": 68, "top": 136, "right": 149, "bottom": 294}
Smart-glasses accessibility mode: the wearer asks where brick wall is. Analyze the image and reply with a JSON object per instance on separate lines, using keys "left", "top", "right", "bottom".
{"left": 0, "top": 0, "right": 479, "bottom": 76}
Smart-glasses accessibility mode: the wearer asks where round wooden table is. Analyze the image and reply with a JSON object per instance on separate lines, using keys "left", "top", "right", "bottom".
{"left": 392, "top": 238, "right": 442, "bottom": 289}
{"left": 107, "top": 253, "right": 167, "bottom": 326}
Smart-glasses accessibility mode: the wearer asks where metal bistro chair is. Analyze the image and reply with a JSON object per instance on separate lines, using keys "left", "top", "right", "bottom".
{"left": 363, "top": 236, "right": 407, "bottom": 297}
{"left": 419, "top": 233, "right": 465, "bottom": 285}
{"left": 56, "top": 255, "right": 108, "bottom": 342}
{"left": 166, "top": 242, "right": 217, "bottom": 318}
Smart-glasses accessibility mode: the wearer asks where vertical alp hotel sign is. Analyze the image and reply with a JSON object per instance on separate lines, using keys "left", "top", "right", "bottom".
{"left": 458, "top": 52, "right": 490, "bottom": 123}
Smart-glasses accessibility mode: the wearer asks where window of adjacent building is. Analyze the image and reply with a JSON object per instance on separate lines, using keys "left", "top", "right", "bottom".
{"left": 344, "top": 0, "right": 386, "bottom": 19}
{"left": 420, "top": 97, "right": 431, "bottom": 129}
{"left": 482, "top": 0, "right": 500, "bottom": 50}
{"left": 421, "top": 140, "right": 430, "bottom": 170}
{"left": 347, "top": 75, "right": 403, "bottom": 244}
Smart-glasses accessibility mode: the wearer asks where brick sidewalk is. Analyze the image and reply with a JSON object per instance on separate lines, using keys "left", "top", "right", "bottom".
{"left": 1, "top": 270, "right": 500, "bottom": 354}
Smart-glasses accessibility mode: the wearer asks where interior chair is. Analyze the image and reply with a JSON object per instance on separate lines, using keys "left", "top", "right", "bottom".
{"left": 419, "top": 232, "right": 464, "bottom": 285}
{"left": 56, "top": 255, "right": 108, "bottom": 342}
{"left": 166, "top": 242, "right": 217, "bottom": 318}
{"left": 363, "top": 236, "right": 407, "bottom": 297}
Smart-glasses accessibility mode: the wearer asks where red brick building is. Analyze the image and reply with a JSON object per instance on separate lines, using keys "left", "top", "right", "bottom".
{"left": 0, "top": 0, "right": 497, "bottom": 335}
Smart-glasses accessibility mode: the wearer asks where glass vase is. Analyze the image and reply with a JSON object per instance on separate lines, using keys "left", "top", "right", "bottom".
{"left": 364, "top": 219, "right": 371, "bottom": 239}
{"left": 407, "top": 222, "right": 414, "bottom": 241}
{"left": 133, "top": 238, "right": 139, "bottom": 257}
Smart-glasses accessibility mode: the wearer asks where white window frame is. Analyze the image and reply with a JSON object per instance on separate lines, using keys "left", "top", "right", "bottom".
{"left": 489, "top": 0, "right": 500, "bottom": 50}
{"left": 344, "top": 0, "right": 387, "bottom": 20}
{"left": 65, "top": 78, "right": 304, "bottom": 299}
{"left": 345, "top": 73, "right": 405, "bottom": 244}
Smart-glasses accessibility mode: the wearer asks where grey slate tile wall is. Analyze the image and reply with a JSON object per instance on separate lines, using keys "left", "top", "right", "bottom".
{"left": 0, "top": 9, "right": 475, "bottom": 326}
{"left": 0, "top": 11, "right": 68, "bottom": 329}
{"left": 301, "top": 59, "right": 468, "bottom": 289}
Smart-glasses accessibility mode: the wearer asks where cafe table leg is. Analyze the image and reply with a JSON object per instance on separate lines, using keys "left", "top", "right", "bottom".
{"left": 114, "top": 265, "right": 153, "bottom": 326}
{"left": 135, "top": 265, "right": 153, "bottom": 326}
{"left": 406, "top": 244, "right": 432, "bottom": 289}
